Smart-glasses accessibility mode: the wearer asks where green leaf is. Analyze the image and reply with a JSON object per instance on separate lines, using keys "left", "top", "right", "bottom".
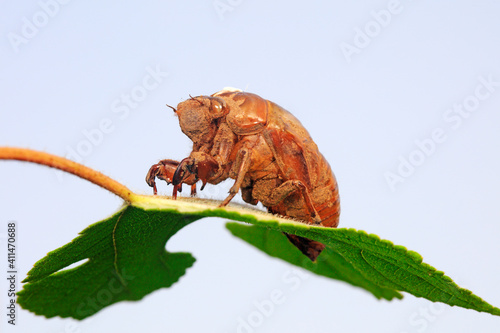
{"left": 17, "top": 195, "right": 500, "bottom": 319}
{"left": 17, "top": 205, "right": 201, "bottom": 319}
{"left": 225, "top": 223, "right": 402, "bottom": 301}
{"left": 225, "top": 222, "right": 500, "bottom": 316}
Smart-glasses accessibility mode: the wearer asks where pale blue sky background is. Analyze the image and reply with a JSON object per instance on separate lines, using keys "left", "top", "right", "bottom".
{"left": 1, "top": 1, "right": 500, "bottom": 332}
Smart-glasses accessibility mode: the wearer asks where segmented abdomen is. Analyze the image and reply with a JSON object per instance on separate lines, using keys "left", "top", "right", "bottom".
{"left": 311, "top": 157, "right": 340, "bottom": 228}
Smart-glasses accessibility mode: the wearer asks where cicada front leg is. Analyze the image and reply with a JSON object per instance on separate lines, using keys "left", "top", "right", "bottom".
{"left": 171, "top": 152, "right": 220, "bottom": 199}
{"left": 146, "top": 159, "right": 197, "bottom": 197}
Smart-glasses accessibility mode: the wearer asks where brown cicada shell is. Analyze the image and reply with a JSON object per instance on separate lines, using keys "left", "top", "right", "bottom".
{"left": 146, "top": 88, "right": 340, "bottom": 261}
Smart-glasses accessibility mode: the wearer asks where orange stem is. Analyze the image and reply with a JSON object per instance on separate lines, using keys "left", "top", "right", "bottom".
{"left": 0, "top": 147, "right": 134, "bottom": 202}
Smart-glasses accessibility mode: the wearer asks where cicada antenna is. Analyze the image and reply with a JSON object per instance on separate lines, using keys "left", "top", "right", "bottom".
{"left": 189, "top": 94, "right": 204, "bottom": 106}
{"left": 166, "top": 104, "right": 177, "bottom": 112}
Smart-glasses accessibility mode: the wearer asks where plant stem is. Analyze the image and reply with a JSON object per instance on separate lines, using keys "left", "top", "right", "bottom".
{"left": 0, "top": 147, "right": 135, "bottom": 202}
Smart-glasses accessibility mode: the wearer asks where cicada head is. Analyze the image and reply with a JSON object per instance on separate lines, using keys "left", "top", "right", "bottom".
{"left": 174, "top": 95, "right": 229, "bottom": 148}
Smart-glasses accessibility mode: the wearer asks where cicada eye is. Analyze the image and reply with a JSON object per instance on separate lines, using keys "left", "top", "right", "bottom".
{"left": 212, "top": 101, "right": 222, "bottom": 113}
{"left": 208, "top": 97, "right": 227, "bottom": 119}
